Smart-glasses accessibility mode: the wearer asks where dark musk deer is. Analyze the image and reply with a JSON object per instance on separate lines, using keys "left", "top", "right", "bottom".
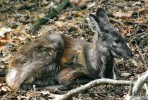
{"left": 6, "top": 8, "right": 132, "bottom": 92}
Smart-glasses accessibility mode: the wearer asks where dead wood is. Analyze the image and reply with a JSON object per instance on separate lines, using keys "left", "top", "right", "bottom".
{"left": 49, "top": 78, "right": 132, "bottom": 100}
{"left": 31, "top": 0, "right": 70, "bottom": 32}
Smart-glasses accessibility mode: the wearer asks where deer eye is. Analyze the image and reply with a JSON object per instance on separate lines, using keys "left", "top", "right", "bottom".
{"left": 114, "top": 38, "right": 120, "bottom": 44}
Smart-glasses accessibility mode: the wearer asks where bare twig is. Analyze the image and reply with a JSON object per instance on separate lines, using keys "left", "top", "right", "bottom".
{"left": 125, "top": 71, "right": 148, "bottom": 100}
{"left": 126, "top": 95, "right": 148, "bottom": 100}
{"left": 49, "top": 78, "right": 132, "bottom": 100}
{"left": 144, "top": 83, "right": 148, "bottom": 95}
{"left": 128, "top": 83, "right": 134, "bottom": 96}
{"left": 124, "top": 22, "right": 148, "bottom": 27}
{"left": 0, "top": 93, "right": 10, "bottom": 100}
{"left": 132, "top": 70, "right": 148, "bottom": 96}
{"left": 137, "top": 45, "right": 147, "bottom": 69}
{"left": 33, "top": 85, "right": 37, "bottom": 100}
{"left": 110, "top": 18, "right": 124, "bottom": 25}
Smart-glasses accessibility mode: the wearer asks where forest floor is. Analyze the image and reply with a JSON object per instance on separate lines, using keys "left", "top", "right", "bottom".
{"left": 0, "top": 0, "right": 147, "bottom": 100}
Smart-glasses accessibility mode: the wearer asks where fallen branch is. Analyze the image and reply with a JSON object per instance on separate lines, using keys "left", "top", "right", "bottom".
{"left": 31, "top": 0, "right": 70, "bottom": 32}
{"left": 125, "top": 70, "right": 148, "bottom": 100}
{"left": 132, "top": 70, "right": 148, "bottom": 96}
{"left": 125, "top": 42, "right": 148, "bottom": 100}
{"left": 49, "top": 78, "right": 132, "bottom": 100}
{"left": 126, "top": 95, "right": 148, "bottom": 100}
{"left": 144, "top": 83, "right": 148, "bottom": 95}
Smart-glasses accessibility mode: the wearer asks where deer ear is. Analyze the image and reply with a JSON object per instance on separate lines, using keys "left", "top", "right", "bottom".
{"left": 88, "top": 14, "right": 103, "bottom": 37}
{"left": 95, "top": 8, "right": 114, "bottom": 34}
{"left": 96, "top": 8, "right": 111, "bottom": 25}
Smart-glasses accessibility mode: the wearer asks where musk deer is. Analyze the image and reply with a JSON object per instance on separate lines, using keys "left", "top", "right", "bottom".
{"left": 6, "top": 8, "right": 132, "bottom": 92}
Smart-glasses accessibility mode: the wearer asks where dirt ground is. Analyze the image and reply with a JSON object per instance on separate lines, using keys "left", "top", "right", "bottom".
{"left": 0, "top": 0, "right": 147, "bottom": 99}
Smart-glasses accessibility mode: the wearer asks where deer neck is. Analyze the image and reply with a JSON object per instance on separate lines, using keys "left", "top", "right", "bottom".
{"left": 86, "top": 34, "right": 114, "bottom": 79}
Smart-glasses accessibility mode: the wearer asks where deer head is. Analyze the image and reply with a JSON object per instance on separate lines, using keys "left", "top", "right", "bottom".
{"left": 86, "top": 8, "right": 133, "bottom": 79}
{"left": 89, "top": 8, "right": 132, "bottom": 59}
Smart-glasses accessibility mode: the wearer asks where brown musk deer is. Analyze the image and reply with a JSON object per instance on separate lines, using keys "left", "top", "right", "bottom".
{"left": 6, "top": 8, "right": 132, "bottom": 92}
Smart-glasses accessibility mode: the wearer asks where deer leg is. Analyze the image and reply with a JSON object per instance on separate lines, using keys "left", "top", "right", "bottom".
{"left": 56, "top": 66, "right": 89, "bottom": 85}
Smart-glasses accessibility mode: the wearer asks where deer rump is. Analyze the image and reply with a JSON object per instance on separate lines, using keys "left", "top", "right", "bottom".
{"left": 6, "top": 8, "right": 132, "bottom": 92}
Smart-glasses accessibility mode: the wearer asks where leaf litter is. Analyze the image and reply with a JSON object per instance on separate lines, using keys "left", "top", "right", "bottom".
{"left": 0, "top": 0, "right": 147, "bottom": 99}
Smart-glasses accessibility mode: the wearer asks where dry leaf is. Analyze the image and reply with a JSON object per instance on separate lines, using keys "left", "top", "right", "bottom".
{"left": 138, "top": 7, "right": 148, "bottom": 13}
{"left": 87, "top": 2, "right": 96, "bottom": 9}
{"left": 69, "top": 0, "right": 86, "bottom": 6}
{"left": 113, "top": 11, "right": 133, "bottom": 18}
{"left": 121, "top": 72, "right": 131, "bottom": 77}
{"left": 134, "top": 18, "right": 148, "bottom": 23}
{"left": 144, "top": 0, "right": 148, "bottom": 4}
{"left": 55, "top": 21, "right": 64, "bottom": 28}
{"left": 59, "top": 13, "right": 69, "bottom": 20}
{"left": 0, "top": 27, "right": 12, "bottom": 37}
